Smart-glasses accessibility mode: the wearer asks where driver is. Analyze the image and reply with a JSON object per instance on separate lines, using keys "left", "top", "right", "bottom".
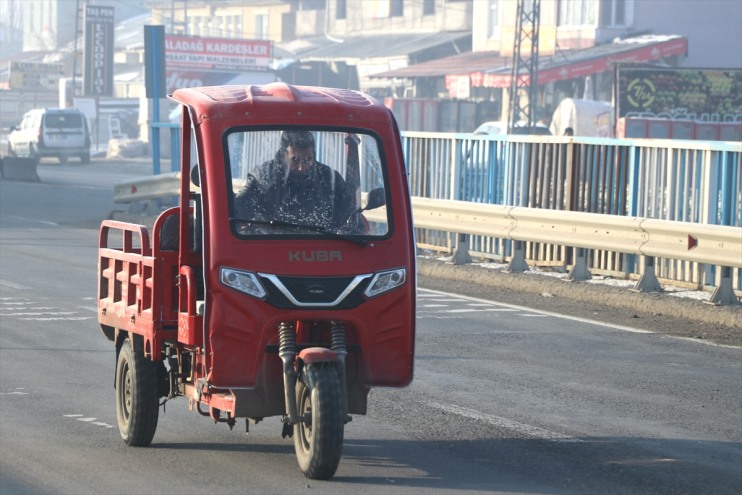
{"left": 235, "top": 130, "right": 359, "bottom": 232}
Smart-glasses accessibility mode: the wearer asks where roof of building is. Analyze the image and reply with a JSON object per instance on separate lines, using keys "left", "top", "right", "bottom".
{"left": 277, "top": 31, "right": 472, "bottom": 61}
{"left": 371, "top": 34, "right": 689, "bottom": 88}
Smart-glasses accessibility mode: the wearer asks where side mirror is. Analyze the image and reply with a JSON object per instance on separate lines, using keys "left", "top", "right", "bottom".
{"left": 364, "top": 187, "right": 386, "bottom": 211}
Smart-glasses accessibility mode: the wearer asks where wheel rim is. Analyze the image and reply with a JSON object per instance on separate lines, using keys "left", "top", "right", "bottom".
{"left": 296, "top": 385, "right": 312, "bottom": 454}
{"left": 119, "top": 362, "right": 132, "bottom": 425}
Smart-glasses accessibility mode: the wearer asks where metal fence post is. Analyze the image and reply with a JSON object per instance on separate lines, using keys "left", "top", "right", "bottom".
{"left": 567, "top": 247, "right": 592, "bottom": 281}
{"left": 632, "top": 256, "right": 662, "bottom": 292}
{"left": 451, "top": 233, "right": 472, "bottom": 265}
{"left": 707, "top": 266, "right": 741, "bottom": 306}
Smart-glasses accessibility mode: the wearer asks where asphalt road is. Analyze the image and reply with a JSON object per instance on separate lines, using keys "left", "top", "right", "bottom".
{"left": 1, "top": 159, "right": 741, "bottom": 494}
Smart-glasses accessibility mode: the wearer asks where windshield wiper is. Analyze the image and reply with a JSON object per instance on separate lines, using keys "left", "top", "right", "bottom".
{"left": 229, "top": 218, "right": 368, "bottom": 246}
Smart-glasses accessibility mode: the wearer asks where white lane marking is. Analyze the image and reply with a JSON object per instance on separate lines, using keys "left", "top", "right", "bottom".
{"left": 0, "top": 280, "right": 32, "bottom": 290}
{"left": 417, "top": 288, "right": 742, "bottom": 348}
{"left": 78, "top": 306, "right": 98, "bottom": 313}
{"left": 447, "top": 308, "right": 518, "bottom": 313}
{"left": 420, "top": 304, "right": 449, "bottom": 308}
{"left": 9, "top": 216, "right": 58, "bottom": 226}
{"left": 0, "top": 391, "right": 30, "bottom": 395}
{"left": 517, "top": 314, "right": 549, "bottom": 317}
{"left": 19, "top": 317, "right": 93, "bottom": 321}
{"left": 427, "top": 401, "right": 581, "bottom": 443}
{"left": 64, "top": 415, "right": 115, "bottom": 428}
{"left": 1, "top": 312, "right": 77, "bottom": 316}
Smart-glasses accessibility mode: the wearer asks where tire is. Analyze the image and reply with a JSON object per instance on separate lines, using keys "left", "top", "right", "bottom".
{"left": 115, "top": 338, "right": 159, "bottom": 446}
{"left": 80, "top": 152, "right": 90, "bottom": 164}
{"left": 293, "top": 362, "right": 344, "bottom": 480}
{"left": 58, "top": 155, "right": 68, "bottom": 164}
{"left": 7, "top": 143, "right": 16, "bottom": 157}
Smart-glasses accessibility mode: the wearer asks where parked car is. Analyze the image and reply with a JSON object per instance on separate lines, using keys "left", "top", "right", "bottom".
{"left": 8, "top": 108, "right": 91, "bottom": 163}
{"left": 473, "top": 121, "right": 552, "bottom": 136}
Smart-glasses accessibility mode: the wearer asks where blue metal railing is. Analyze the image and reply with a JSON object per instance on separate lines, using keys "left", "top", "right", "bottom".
{"left": 401, "top": 132, "right": 741, "bottom": 290}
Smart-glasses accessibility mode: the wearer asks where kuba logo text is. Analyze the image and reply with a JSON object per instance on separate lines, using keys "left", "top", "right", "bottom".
{"left": 288, "top": 250, "right": 342, "bottom": 262}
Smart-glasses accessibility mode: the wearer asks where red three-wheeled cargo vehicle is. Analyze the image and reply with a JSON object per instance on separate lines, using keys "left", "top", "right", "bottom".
{"left": 97, "top": 83, "right": 416, "bottom": 479}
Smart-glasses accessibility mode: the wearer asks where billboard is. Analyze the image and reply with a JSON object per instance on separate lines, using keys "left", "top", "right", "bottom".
{"left": 8, "top": 61, "right": 64, "bottom": 91}
{"left": 83, "top": 5, "right": 115, "bottom": 97}
{"left": 164, "top": 35, "right": 273, "bottom": 93}
{"left": 616, "top": 66, "right": 742, "bottom": 123}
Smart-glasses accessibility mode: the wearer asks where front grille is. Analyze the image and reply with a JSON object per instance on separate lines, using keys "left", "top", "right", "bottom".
{"left": 258, "top": 274, "right": 371, "bottom": 309}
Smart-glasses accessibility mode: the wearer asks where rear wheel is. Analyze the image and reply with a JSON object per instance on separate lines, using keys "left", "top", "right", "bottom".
{"left": 293, "top": 362, "right": 344, "bottom": 480}
{"left": 58, "top": 155, "right": 68, "bottom": 164}
{"left": 79, "top": 152, "right": 90, "bottom": 164}
{"left": 115, "top": 338, "right": 159, "bottom": 446}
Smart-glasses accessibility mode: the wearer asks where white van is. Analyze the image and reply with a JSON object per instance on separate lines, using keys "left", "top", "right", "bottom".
{"left": 8, "top": 108, "right": 91, "bottom": 163}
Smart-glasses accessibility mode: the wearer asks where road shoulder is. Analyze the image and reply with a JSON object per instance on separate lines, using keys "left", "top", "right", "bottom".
{"left": 417, "top": 256, "right": 741, "bottom": 347}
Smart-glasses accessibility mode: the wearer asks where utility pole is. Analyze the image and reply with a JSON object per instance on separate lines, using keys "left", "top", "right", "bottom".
{"left": 508, "top": 0, "right": 541, "bottom": 132}
{"left": 71, "top": 0, "right": 82, "bottom": 105}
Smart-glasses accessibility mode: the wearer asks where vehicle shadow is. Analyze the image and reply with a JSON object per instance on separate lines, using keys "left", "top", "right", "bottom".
{"left": 142, "top": 429, "right": 740, "bottom": 493}
{"left": 332, "top": 436, "right": 742, "bottom": 494}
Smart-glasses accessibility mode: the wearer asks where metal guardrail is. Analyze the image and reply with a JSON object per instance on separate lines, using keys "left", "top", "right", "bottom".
{"left": 400, "top": 198, "right": 742, "bottom": 269}
{"left": 113, "top": 173, "right": 742, "bottom": 305}
{"left": 113, "top": 172, "right": 181, "bottom": 203}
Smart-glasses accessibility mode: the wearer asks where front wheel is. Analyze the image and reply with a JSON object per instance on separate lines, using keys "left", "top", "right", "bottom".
{"left": 294, "top": 362, "right": 344, "bottom": 480}
{"left": 115, "top": 338, "right": 159, "bottom": 446}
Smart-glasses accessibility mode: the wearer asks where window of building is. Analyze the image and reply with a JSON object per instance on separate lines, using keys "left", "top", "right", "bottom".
{"left": 487, "top": 0, "right": 502, "bottom": 38}
{"left": 255, "top": 14, "right": 268, "bottom": 40}
{"left": 390, "top": 0, "right": 404, "bottom": 17}
{"left": 336, "top": 0, "right": 347, "bottom": 20}
{"left": 423, "top": 0, "right": 436, "bottom": 16}
{"left": 599, "top": 0, "right": 630, "bottom": 27}
{"left": 557, "top": 0, "right": 598, "bottom": 26}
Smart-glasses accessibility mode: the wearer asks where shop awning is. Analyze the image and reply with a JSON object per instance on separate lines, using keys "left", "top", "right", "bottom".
{"left": 277, "top": 31, "right": 472, "bottom": 62}
{"left": 371, "top": 34, "right": 688, "bottom": 89}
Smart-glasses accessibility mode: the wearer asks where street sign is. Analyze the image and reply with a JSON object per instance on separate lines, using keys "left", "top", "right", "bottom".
{"left": 84, "top": 5, "right": 115, "bottom": 96}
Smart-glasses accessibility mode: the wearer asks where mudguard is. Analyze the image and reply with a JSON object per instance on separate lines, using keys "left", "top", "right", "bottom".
{"left": 298, "top": 347, "right": 338, "bottom": 364}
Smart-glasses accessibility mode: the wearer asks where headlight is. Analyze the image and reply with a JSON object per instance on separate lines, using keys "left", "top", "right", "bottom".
{"left": 220, "top": 267, "right": 266, "bottom": 299}
{"left": 364, "top": 268, "right": 406, "bottom": 298}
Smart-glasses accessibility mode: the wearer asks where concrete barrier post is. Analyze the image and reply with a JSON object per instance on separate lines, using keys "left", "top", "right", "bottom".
{"left": 0, "top": 157, "right": 40, "bottom": 182}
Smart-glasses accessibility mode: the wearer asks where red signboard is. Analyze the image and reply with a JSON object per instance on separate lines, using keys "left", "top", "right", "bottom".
{"left": 450, "top": 37, "right": 689, "bottom": 90}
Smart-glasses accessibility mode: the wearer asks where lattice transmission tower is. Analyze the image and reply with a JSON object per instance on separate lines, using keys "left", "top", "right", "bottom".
{"left": 508, "top": 0, "right": 541, "bottom": 132}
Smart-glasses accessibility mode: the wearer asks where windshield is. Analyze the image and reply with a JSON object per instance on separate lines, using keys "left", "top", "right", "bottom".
{"left": 226, "top": 128, "right": 389, "bottom": 239}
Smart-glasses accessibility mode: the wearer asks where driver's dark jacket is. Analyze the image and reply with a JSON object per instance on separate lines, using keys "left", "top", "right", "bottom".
{"left": 235, "top": 158, "right": 357, "bottom": 230}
